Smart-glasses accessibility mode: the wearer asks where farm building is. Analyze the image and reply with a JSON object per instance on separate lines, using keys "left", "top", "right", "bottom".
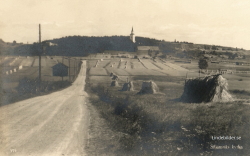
{"left": 136, "top": 46, "right": 160, "bottom": 58}
{"left": 236, "top": 62, "right": 244, "bottom": 65}
{"left": 52, "top": 63, "right": 68, "bottom": 77}
{"left": 137, "top": 46, "right": 160, "bottom": 53}
{"left": 235, "top": 62, "right": 250, "bottom": 66}
{"left": 103, "top": 50, "right": 136, "bottom": 56}
{"left": 217, "top": 47, "right": 223, "bottom": 51}
{"left": 204, "top": 54, "right": 213, "bottom": 59}
{"left": 48, "top": 42, "right": 58, "bottom": 46}
{"left": 219, "top": 55, "right": 229, "bottom": 59}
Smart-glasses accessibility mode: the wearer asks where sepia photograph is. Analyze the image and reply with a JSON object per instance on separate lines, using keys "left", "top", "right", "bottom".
{"left": 0, "top": 0, "right": 250, "bottom": 155}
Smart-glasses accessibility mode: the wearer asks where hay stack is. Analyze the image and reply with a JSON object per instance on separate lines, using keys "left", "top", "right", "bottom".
{"left": 121, "top": 81, "right": 134, "bottom": 91}
{"left": 110, "top": 72, "right": 114, "bottom": 77}
{"left": 112, "top": 75, "right": 119, "bottom": 80}
{"left": 181, "top": 74, "right": 233, "bottom": 103}
{"left": 111, "top": 80, "right": 119, "bottom": 87}
{"left": 138, "top": 81, "right": 159, "bottom": 94}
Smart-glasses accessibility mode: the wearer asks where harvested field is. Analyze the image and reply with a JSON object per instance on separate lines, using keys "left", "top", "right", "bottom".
{"left": 2, "top": 55, "right": 250, "bottom": 155}
{"left": 0, "top": 57, "right": 15, "bottom": 66}
{"left": 91, "top": 59, "right": 166, "bottom": 76}
{"left": 139, "top": 59, "right": 159, "bottom": 70}
{"left": 86, "top": 63, "right": 250, "bottom": 155}
{"left": 32, "top": 58, "right": 47, "bottom": 67}
{"left": 9, "top": 58, "right": 23, "bottom": 67}
{"left": 20, "top": 58, "right": 35, "bottom": 66}
{"left": 86, "top": 58, "right": 203, "bottom": 77}
{"left": 132, "top": 61, "right": 146, "bottom": 69}
{"left": 105, "top": 68, "right": 130, "bottom": 76}
{"left": 89, "top": 68, "right": 108, "bottom": 76}
{"left": 125, "top": 69, "right": 165, "bottom": 76}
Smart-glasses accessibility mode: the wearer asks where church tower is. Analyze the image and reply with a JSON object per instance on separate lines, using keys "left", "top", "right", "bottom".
{"left": 130, "top": 27, "right": 135, "bottom": 43}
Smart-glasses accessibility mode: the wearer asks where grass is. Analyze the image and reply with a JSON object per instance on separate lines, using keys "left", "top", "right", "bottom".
{"left": 0, "top": 79, "right": 72, "bottom": 106}
{"left": 0, "top": 56, "right": 82, "bottom": 106}
{"left": 85, "top": 70, "right": 250, "bottom": 155}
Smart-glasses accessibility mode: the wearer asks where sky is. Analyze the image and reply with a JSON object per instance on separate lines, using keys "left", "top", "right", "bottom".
{"left": 1, "top": 0, "right": 250, "bottom": 49}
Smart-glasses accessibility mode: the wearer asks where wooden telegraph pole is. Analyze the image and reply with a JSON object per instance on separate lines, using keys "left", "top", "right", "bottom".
{"left": 73, "top": 58, "right": 76, "bottom": 80}
{"left": 68, "top": 57, "right": 71, "bottom": 81}
{"left": 39, "top": 24, "right": 42, "bottom": 88}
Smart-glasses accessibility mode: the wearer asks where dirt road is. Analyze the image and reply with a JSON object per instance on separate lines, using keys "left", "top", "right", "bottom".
{"left": 0, "top": 61, "right": 89, "bottom": 156}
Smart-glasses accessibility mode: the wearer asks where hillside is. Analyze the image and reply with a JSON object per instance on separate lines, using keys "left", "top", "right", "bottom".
{"left": 0, "top": 36, "right": 249, "bottom": 58}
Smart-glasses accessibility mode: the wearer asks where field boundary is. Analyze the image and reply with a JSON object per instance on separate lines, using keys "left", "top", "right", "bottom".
{"left": 31, "top": 58, "right": 36, "bottom": 67}
{"left": 103, "top": 61, "right": 111, "bottom": 68}
{"left": 151, "top": 62, "right": 163, "bottom": 70}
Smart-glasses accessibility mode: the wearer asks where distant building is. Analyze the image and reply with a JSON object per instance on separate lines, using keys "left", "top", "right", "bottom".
{"left": 136, "top": 46, "right": 159, "bottom": 58}
{"left": 48, "top": 42, "right": 58, "bottom": 46}
{"left": 137, "top": 46, "right": 159, "bottom": 53}
{"left": 204, "top": 54, "right": 212, "bottom": 59}
{"left": 217, "top": 47, "right": 223, "bottom": 51}
{"left": 130, "top": 27, "right": 135, "bottom": 43}
{"left": 137, "top": 46, "right": 159, "bottom": 52}
{"left": 235, "top": 62, "right": 250, "bottom": 66}
{"left": 52, "top": 63, "right": 68, "bottom": 77}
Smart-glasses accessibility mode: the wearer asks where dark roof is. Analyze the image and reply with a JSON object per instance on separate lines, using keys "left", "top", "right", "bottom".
{"left": 52, "top": 63, "right": 68, "bottom": 69}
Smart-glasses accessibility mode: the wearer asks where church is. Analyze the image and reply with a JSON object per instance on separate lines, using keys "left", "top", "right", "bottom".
{"left": 130, "top": 27, "right": 135, "bottom": 43}
{"left": 130, "top": 27, "right": 161, "bottom": 58}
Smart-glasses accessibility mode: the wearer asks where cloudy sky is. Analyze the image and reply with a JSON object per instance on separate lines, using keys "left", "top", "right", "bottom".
{"left": 1, "top": 0, "right": 250, "bottom": 49}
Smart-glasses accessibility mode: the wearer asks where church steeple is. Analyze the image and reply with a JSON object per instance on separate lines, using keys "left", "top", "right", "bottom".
{"left": 130, "top": 27, "right": 135, "bottom": 43}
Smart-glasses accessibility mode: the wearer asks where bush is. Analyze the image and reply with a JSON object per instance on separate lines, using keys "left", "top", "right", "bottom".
{"left": 16, "top": 77, "right": 71, "bottom": 94}
{"left": 198, "top": 59, "right": 208, "bottom": 69}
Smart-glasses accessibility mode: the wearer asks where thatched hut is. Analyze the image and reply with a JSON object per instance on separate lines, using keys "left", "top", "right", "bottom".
{"left": 121, "top": 81, "right": 134, "bottom": 91}
{"left": 181, "top": 74, "right": 233, "bottom": 103}
{"left": 111, "top": 80, "right": 119, "bottom": 87}
{"left": 138, "top": 81, "right": 159, "bottom": 94}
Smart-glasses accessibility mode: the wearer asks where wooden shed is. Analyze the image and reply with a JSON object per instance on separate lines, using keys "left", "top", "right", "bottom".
{"left": 52, "top": 63, "right": 68, "bottom": 79}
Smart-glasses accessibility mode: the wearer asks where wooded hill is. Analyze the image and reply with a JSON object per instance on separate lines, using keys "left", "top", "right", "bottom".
{"left": 0, "top": 36, "right": 249, "bottom": 57}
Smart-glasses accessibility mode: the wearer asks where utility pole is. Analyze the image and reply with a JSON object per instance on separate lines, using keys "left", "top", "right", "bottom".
{"left": 39, "top": 24, "right": 42, "bottom": 88}
{"left": 73, "top": 58, "right": 76, "bottom": 80}
{"left": 76, "top": 58, "right": 77, "bottom": 78}
{"left": 68, "top": 57, "right": 71, "bottom": 81}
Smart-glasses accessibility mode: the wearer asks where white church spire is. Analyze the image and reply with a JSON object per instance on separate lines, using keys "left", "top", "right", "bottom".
{"left": 130, "top": 27, "right": 135, "bottom": 43}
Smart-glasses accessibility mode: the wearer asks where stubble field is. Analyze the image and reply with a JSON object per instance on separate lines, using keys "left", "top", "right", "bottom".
{"left": 85, "top": 57, "right": 250, "bottom": 155}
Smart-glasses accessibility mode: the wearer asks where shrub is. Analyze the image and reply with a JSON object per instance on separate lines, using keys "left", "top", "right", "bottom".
{"left": 198, "top": 58, "right": 208, "bottom": 69}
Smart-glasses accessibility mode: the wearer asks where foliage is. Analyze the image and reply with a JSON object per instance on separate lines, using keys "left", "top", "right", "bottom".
{"left": 198, "top": 58, "right": 208, "bottom": 69}
{"left": 16, "top": 77, "right": 71, "bottom": 94}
